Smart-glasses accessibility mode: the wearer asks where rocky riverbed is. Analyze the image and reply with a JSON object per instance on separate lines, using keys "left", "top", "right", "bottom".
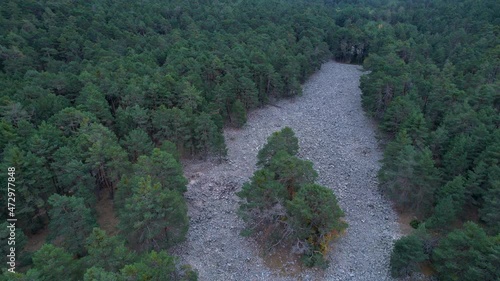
{"left": 171, "top": 61, "right": 401, "bottom": 281}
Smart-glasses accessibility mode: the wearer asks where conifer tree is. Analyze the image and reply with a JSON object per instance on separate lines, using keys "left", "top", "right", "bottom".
{"left": 121, "top": 129, "right": 154, "bottom": 162}
{"left": 133, "top": 148, "right": 187, "bottom": 194}
{"left": 76, "top": 83, "right": 113, "bottom": 126}
{"left": 257, "top": 127, "right": 299, "bottom": 167}
{"left": 83, "top": 267, "right": 119, "bottom": 281}
{"left": 84, "top": 228, "right": 135, "bottom": 272}
{"left": 390, "top": 235, "right": 427, "bottom": 278}
{"left": 120, "top": 250, "right": 198, "bottom": 281}
{"left": 29, "top": 244, "right": 79, "bottom": 281}
{"left": 118, "top": 177, "right": 188, "bottom": 252}
{"left": 231, "top": 99, "right": 247, "bottom": 128}
{"left": 432, "top": 222, "right": 499, "bottom": 281}
{"left": 47, "top": 195, "right": 96, "bottom": 255}
{"left": 287, "top": 183, "right": 347, "bottom": 267}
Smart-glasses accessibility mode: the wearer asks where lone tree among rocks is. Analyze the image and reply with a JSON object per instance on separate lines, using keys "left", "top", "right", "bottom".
{"left": 237, "top": 127, "right": 347, "bottom": 267}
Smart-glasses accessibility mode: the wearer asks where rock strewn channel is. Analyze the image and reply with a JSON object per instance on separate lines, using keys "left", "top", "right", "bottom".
{"left": 171, "top": 61, "right": 401, "bottom": 281}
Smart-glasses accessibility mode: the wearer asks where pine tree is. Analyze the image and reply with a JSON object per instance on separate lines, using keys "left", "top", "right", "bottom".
{"left": 31, "top": 93, "right": 70, "bottom": 124}
{"left": 76, "top": 83, "right": 113, "bottom": 126}
{"left": 83, "top": 267, "right": 119, "bottom": 281}
{"left": 118, "top": 177, "right": 188, "bottom": 252}
{"left": 432, "top": 222, "right": 500, "bottom": 281}
{"left": 390, "top": 235, "right": 427, "bottom": 278}
{"left": 427, "top": 197, "right": 457, "bottom": 230}
{"left": 133, "top": 148, "right": 187, "bottom": 194}
{"left": 120, "top": 129, "right": 154, "bottom": 162}
{"left": 0, "top": 120, "right": 17, "bottom": 157}
{"left": 83, "top": 228, "right": 135, "bottom": 272}
{"left": 114, "top": 105, "right": 150, "bottom": 138}
{"left": 47, "top": 195, "right": 97, "bottom": 255}
{"left": 48, "top": 107, "right": 97, "bottom": 137}
{"left": 442, "top": 134, "right": 471, "bottom": 180}
{"left": 268, "top": 151, "right": 317, "bottom": 199}
{"left": 434, "top": 175, "right": 466, "bottom": 215}
{"left": 231, "top": 99, "right": 247, "bottom": 128}
{"left": 151, "top": 106, "right": 191, "bottom": 152}
{"left": 480, "top": 181, "right": 500, "bottom": 234}
{"left": 287, "top": 183, "right": 347, "bottom": 267}
{"left": 193, "top": 112, "right": 224, "bottom": 156}
{"left": 77, "top": 123, "right": 130, "bottom": 199}
{"left": 257, "top": 127, "right": 299, "bottom": 167}
{"left": 1, "top": 145, "right": 54, "bottom": 232}
{"left": 51, "top": 145, "right": 96, "bottom": 206}
{"left": 379, "top": 145, "right": 440, "bottom": 216}
{"left": 237, "top": 169, "right": 287, "bottom": 231}
{"left": 29, "top": 244, "right": 79, "bottom": 281}
{"left": 120, "top": 250, "right": 197, "bottom": 281}
{"left": 179, "top": 81, "right": 202, "bottom": 112}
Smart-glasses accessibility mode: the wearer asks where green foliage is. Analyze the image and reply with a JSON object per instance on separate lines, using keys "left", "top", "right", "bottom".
{"left": 133, "top": 148, "right": 187, "bottom": 194}
{"left": 51, "top": 145, "right": 96, "bottom": 206}
{"left": 193, "top": 112, "right": 226, "bottom": 157}
{"left": 231, "top": 99, "right": 247, "bottom": 128}
{"left": 84, "top": 228, "right": 135, "bottom": 272}
{"left": 83, "top": 267, "right": 119, "bottom": 281}
{"left": 151, "top": 106, "right": 191, "bottom": 153}
{"left": 0, "top": 120, "right": 17, "bottom": 156}
{"left": 257, "top": 127, "right": 299, "bottom": 167}
{"left": 379, "top": 145, "right": 440, "bottom": 216}
{"left": 118, "top": 177, "right": 188, "bottom": 252}
{"left": 480, "top": 181, "right": 500, "bottom": 234}
{"left": 409, "top": 220, "right": 421, "bottom": 229}
{"left": 0, "top": 271, "right": 37, "bottom": 281}
{"left": 237, "top": 169, "right": 287, "bottom": 242}
{"left": 268, "top": 151, "right": 317, "bottom": 199}
{"left": 120, "top": 129, "right": 154, "bottom": 162}
{"left": 0, "top": 145, "right": 54, "bottom": 232}
{"left": 76, "top": 83, "right": 113, "bottom": 127}
{"left": 432, "top": 222, "right": 500, "bottom": 281}
{"left": 356, "top": 0, "right": 500, "bottom": 275}
{"left": 179, "top": 82, "right": 202, "bottom": 112}
{"left": 161, "top": 140, "right": 181, "bottom": 162}
{"left": 390, "top": 235, "right": 427, "bottom": 278}
{"left": 47, "top": 195, "right": 97, "bottom": 255}
{"left": 120, "top": 251, "right": 198, "bottom": 281}
{"left": 0, "top": 2, "right": 337, "bottom": 268}
{"left": 435, "top": 176, "right": 466, "bottom": 210}
{"left": 114, "top": 105, "right": 150, "bottom": 138}
{"left": 76, "top": 123, "right": 130, "bottom": 200}
{"left": 287, "top": 183, "right": 347, "bottom": 266}
{"left": 48, "top": 108, "right": 97, "bottom": 137}
{"left": 427, "top": 197, "right": 457, "bottom": 230}
{"left": 287, "top": 183, "right": 346, "bottom": 240}
{"left": 29, "top": 244, "right": 79, "bottom": 281}
{"left": 381, "top": 95, "right": 420, "bottom": 135}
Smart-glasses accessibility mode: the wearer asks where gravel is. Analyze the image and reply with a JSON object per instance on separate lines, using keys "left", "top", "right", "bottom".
{"left": 171, "top": 61, "right": 402, "bottom": 281}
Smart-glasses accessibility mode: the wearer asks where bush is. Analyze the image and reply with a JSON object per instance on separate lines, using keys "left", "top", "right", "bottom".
{"left": 410, "top": 219, "right": 421, "bottom": 229}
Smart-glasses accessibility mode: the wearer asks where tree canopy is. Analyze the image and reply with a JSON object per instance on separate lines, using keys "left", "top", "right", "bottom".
{"left": 0, "top": 0, "right": 498, "bottom": 279}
